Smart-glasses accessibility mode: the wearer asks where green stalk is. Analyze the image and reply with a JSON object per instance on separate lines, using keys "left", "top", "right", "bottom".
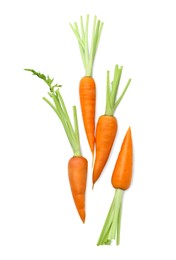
{"left": 97, "top": 189, "right": 124, "bottom": 246}
{"left": 96, "top": 22, "right": 104, "bottom": 53}
{"left": 97, "top": 194, "right": 116, "bottom": 245}
{"left": 105, "top": 71, "right": 112, "bottom": 116}
{"left": 110, "top": 65, "right": 122, "bottom": 107}
{"left": 56, "top": 90, "right": 75, "bottom": 137}
{"left": 116, "top": 202, "right": 122, "bottom": 245}
{"left": 50, "top": 93, "right": 77, "bottom": 147}
{"left": 105, "top": 65, "right": 131, "bottom": 116}
{"left": 80, "top": 16, "right": 85, "bottom": 40}
{"left": 70, "top": 15, "right": 104, "bottom": 77}
{"left": 73, "top": 106, "right": 81, "bottom": 156}
{"left": 43, "top": 97, "right": 75, "bottom": 153}
{"left": 71, "top": 22, "right": 86, "bottom": 70}
{"left": 85, "top": 15, "right": 89, "bottom": 67}
{"left": 114, "top": 79, "right": 131, "bottom": 112}
{"left": 91, "top": 20, "right": 100, "bottom": 65}
{"left": 25, "top": 69, "right": 82, "bottom": 157}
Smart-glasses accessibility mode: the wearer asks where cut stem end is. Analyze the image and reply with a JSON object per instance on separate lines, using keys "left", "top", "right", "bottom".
{"left": 97, "top": 189, "right": 124, "bottom": 246}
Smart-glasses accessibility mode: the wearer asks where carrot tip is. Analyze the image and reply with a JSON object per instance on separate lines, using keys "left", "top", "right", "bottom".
{"left": 81, "top": 215, "right": 86, "bottom": 223}
{"left": 91, "top": 152, "right": 94, "bottom": 168}
{"left": 78, "top": 208, "right": 86, "bottom": 223}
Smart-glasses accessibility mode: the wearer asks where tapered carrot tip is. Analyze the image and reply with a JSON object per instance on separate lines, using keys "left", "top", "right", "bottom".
{"left": 79, "top": 208, "right": 85, "bottom": 223}
{"left": 68, "top": 156, "right": 88, "bottom": 223}
{"left": 91, "top": 150, "right": 95, "bottom": 168}
{"left": 74, "top": 193, "right": 86, "bottom": 223}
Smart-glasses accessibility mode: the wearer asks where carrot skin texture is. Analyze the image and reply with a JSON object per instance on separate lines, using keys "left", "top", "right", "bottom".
{"left": 68, "top": 156, "right": 88, "bottom": 223}
{"left": 111, "top": 127, "right": 133, "bottom": 190}
{"left": 93, "top": 115, "right": 118, "bottom": 185}
{"left": 79, "top": 76, "right": 96, "bottom": 155}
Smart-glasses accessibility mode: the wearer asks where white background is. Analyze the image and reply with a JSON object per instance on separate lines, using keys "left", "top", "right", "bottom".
{"left": 0, "top": 0, "right": 176, "bottom": 259}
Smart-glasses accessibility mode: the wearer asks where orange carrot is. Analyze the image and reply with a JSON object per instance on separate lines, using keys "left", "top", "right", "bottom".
{"left": 97, "top": 127, "right": 133, "bottom": 246}
{"left": 93, "top": 65, "right": 131, "bottom": 186}
{"left": 25, "top": 69, "right": 88, "bottom": 223}
{"left": 68, "top": 156, "right": 88, "bottom": 223}
{"left": 79, "top": 76, "right": 96, "bottom": 154}
{"left": 92, "top": 115, "right": 117, "bottom": 185}
{"left": 70, "top": 15, "right": 103, "bottom": 156}
{"left": 111, "top": 127, "right": 133, "bottom": 190}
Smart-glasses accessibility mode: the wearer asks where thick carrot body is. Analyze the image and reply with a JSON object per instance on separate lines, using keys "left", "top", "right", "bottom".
{"left": 92, "top": 65, "right": 131, "bottom": 187}
{"left": 92, "top": 115, "right": 117, "bottom": 185}
{"left": 111, "top": 127, "right": 133, "bottom": 190}
{"left": 68, "top": 156, "right": 88, "bottom": 223}
{"left": 79, "top": 76, "right": 96, "bottom": 155}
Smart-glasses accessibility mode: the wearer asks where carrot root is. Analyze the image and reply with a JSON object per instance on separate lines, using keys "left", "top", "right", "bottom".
{"left": 111, "top": 127, "right": 133, "bottom": 190}
{"left": 92, "top": 115, "right": 117, "bottom": 185}
{"left": 79, "top": 76, "right": 96, "bottom": 155}
{"left": 68, "top": 156, "right": 88, "bottom": 223}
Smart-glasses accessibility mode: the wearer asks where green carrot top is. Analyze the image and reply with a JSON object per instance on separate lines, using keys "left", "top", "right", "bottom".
{"left": 25, "top": 69, "right": 81, "bottom": 157}
{"left": 70, "top": 15, "right": 104, "bottom": 77}
{"left": 105, "top": 65, "right": 131, "bottom": 116}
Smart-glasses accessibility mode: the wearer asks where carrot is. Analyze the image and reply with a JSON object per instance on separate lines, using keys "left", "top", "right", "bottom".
{"left": 97, "top": 127, "right": 133, "bottom": 246}
{"left": 111, "top": 127, "right": 133, "bottom": 190}
{"left": 68, "top": 156, "right": 87, "bottom": 222}
{"left": 25, "top": 69, "right": 88, "bottom": 223}
{"left": 92, "top": 65, "right": 131, "bottom": 186}
{"left": 79, "top": 76, "right": 96, "bottom": 155}
{"left": 93, "top": 115, "right": 117, "bottom": 185}
{"left": 70, "top": 15, "right": 103, "bottom": 156}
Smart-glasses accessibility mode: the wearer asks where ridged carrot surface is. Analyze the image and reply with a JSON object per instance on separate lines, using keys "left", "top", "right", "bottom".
{"left": 111, "top": 127, "right": 133, "bottom": 190}
{"left": 68, "top": 156, "right": 88, "bottom": 223}
{"left": 92, "top": 115, "right": 117, "bottom": 185}
{"left": 79, "top": 76, "right": 96, "bottom": 155}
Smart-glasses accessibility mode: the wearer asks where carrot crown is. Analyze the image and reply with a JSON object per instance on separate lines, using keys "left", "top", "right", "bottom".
{"left": 70, "top": 15, "right": 103, "bottom": 77}
{"left": 25, "top": 69, "right": 82, "bottom": 157}
{"left": 105, "top": 65, "right": 131, "bottom": 116}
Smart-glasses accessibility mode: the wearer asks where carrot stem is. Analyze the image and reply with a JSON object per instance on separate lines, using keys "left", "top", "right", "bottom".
{"left": 70, "top": 15, "right": 103, "bottom": 77}
{"left": 43, "top": 96, "right": 75, "bottom": 152}
{"left": 97, "top": 189, "right": 123, "bottom": 246}
{"left": 105, "top": 70, "right": 111, "bottom": 116}
{"left": 85, "top": 15, "right": 89, "bottom": 68}
{"left": 110, "top": 65, "right": 122, "bottom": 107}
{"left": 55, "top": 90, "right": 75, "bottom": 136}
{"left": 105, "top": 65, "right": 131, "bottom": 116}
{"left": 116, "top": 202, "right": 122, "bottom": 245}
{"left": 114, "top": 78, "right": 131, "bottom": 111}
{"left": 25, "top": 69, "right": 81, "bottom": 156}
{"left": 80, "top": 16, "right": 85, "bottom": 40}
{"left": 73, "top": 106, "right": 81, "bottom": 156}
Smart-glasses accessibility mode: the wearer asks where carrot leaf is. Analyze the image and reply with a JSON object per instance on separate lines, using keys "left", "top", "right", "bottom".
{"left": 97, "top": 189, "right": 123, "bottom": 246}
{"left": 24, "top": 69, "right": 61, "bottom": 91}
{"left": 105, "top": 65, "right": 131, "bottom": 116}
{"left": 25, "top": 69, "right": 81, "bottom": 156}
{"left": 70, "top": 15, "right": 103, "bottom": 77}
